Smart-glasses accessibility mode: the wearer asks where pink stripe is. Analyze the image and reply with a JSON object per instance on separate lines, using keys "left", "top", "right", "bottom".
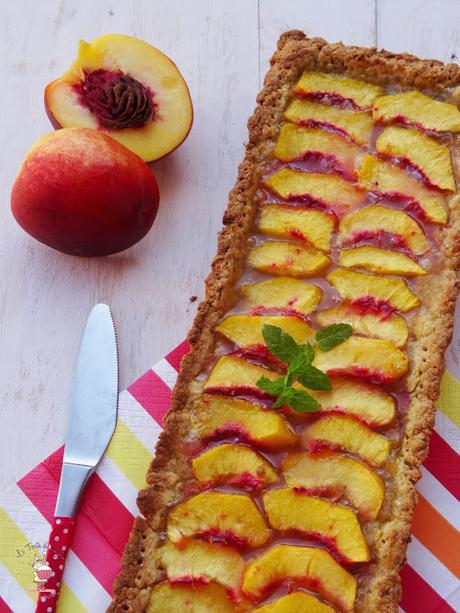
{"left": 400, "top": 564, "right": 455, "bottom": 612}
{"left": 165, "top": 339, "right": 190, "bottom": 371}
{"left": 128, "top": 369, "right": 172, "bottom": 426}
{"left": 0, "top": 596, "right": 14, "bottom": 612}
{"left": 424, "top": 431, "right": 460, "bottom": 501}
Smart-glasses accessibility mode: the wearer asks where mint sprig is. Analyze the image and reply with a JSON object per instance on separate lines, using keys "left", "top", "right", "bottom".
{"left": 256, "top": 323, "right": 352, "bottom": 413}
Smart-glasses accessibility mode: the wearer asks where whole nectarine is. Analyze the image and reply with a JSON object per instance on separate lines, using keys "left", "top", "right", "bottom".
{"left": 11, "top": 128, "right": 159, "bottom": 256}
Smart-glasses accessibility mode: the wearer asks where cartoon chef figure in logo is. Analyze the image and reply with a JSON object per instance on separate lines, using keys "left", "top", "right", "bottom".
{"left": 31, "top": 553, "right": 53, "bottom": 591}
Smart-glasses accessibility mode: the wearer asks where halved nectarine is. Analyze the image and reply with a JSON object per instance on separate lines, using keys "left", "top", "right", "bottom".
{"left": 254, "top": 592, "right": 334, "bottom": 613}
{"left": 45, "top": 34, "right": 193, "bottom": 162}
{"left": 248, "top": 241, "right": 331, "bottom": 278}
{"left": 339, "top": 245, "right": 426, "bottom": 276}
{"left": 240, "top": 277, "right": 322, "bottom": 316}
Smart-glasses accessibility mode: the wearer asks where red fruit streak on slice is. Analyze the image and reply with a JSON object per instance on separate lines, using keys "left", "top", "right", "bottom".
{"left": 343, "top": 229, "right": 411, "bottom": 255}
{"left": 204, "top": 385, "right": 273, "bottom": 399}
{"left": 250, "top": 576, "right": 348, "bottom": 611}
{"left": 370, "top": 190, "right": 431, "bottom": 224}
{"left": 289, "top": 228, "right": 307, "bottom": 241}
{"left": 198, "top": 529, "right": 251, "bottom": 549}
{"left": 326, "top": 367, "right": 390, "bottom": 385}
{"left": 350, "top": 296, "right": 396, "bottom": 320}
{"left": 297, "top": 118, "right": 360, "bottom": 144}
{"left": 203, "top": 425, "right": 269, "bottom": 450}
{"left": 384, "top": 154, "right": 444, "bottom": 191}
{"left": 170, "top": 576, "right": 210, "bottom": 586}
{"left": 289, "top": 151, "right": 355, "bottom": 180}
{"left": 375, "top": 113, "right": 438, "bottom": 135}
{"left": 295, "top": 90, "right": 362, "bottom": 111}
{"left": 250, "top": 306, "right": 311, "bottom": 322}
{"left": 231, "top": 345, "right": 286, "bottom": 369}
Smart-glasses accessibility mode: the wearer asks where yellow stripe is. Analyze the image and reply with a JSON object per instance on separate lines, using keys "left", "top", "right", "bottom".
{"left": 438, "top": 371, "right": 460, "bottom": 429}
{"left": 57, "top": 583, "right": 87, "bottom": 613}
{"left": 106, "top": 419, "right": 151, "bottom": 490}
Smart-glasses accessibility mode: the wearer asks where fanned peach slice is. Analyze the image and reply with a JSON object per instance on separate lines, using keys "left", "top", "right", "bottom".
{"left": 216, "top": 314, "right": 313, "bottom": 351}
{"left": 204, "top": 356, "right": 279, "bottom": 397}
{"left": 376, "top": 126, "right": 455, "bottom": 192}
{"left": 248, "top": 241, "right": 331, "bottom": 278}
{"left": 160, "top": 540, "right": 245, "bottom": 600}
{"left": 308, "top": 375, "right": 396, "bottom": 426}
{"left": 284, "top": 97, "right": 373, "bottom": 145}
{"left": 282, "top": 451, "right": 385, "bottom": 520}
{"left": 339, "top": 245, "right": 426, "bottom": 276}
{"left": 317, "top": 302, "right": 409, "bottom": 348}
{"left": 274, "top": 123, "right": 362, "bottom": 177}
{"left": 304, "top": 415, "right": 391, "bottom": 467}
{"left": 263, "top": 488, "right": 370, "bottom": 563}
{"left": 313, "top": 336, "right": 409, "bottom": 384}
{"left": 45, "top": 34, "right": 193, "bottom": 162}
{"left": 338, "top": 205, "right": 429, "bottom": 255}
{"left": 167, "top": 491, "right": 271, "bottom": 549}
{"left": 327, "top": 268, "right": 420, "bottom": 312}
{"left": 265, "top": 168, "right": 364, "bottom": 213}
{"left": 192, "top": 395, "right": 297, "bottom": 450}
{"left": 258, "top": 204, "right": 335, "bottom": 251}
{"left": 192, "top": 443, "right": 279, "bottom": 490}
{"left": 147, "top": 581, "right": 248, "bottom": 613}
{"left": 373, "top": 90, "right": 460, "bottom": 133}
{"left": 254, "top": 592, "right": 334, "bottom": 613}
{"left": 240, "top": 277, "right": 322, "bottom": 316}
{"left": 293, "top": 71, "right": 383, "bottom": 110}
{"left": 357, "top": 154, "right": 447, "bottom": 224}
{"left": 242, "top": 544, "right": 356, "bottom": 611}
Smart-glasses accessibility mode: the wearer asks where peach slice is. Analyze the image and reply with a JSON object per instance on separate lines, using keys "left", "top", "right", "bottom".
{"left": 240, "top": 277, "right": 322, "bottom": 316}
{"left": 167, "top": 491, "right": 271, "bottom": 549}
{"left": 339, "top": 245, "right": 426, "bottom": 276}
{"left": 242, "top": 544, "right": 356, "bottom": 611}
{"left": 254, "top": 592, "right": 334, "bottom": 613}
{"left": 216, "top": 314, "right": 313, "bottom": 351}
{"left": 45, "top": 34, "right": 193, "bottom": 162}
{"left": 147, "top": 581, "right": 248, "bottom": 613}
{"left": 317, "top": 302, "right": 409, "bottom": 348}
{"left": 376, "top": 126, "right": 455, "bottom": 192}
{"left": 313, "top": 336, "right": 409, "bottom": 384}
{"left": 282, "top": 451, "right": 385, "bottom": 520}
{"left": 258, "top": 204, "right": 335, "bottom": 251}
{"left": 338, "top": 205, "right": 429, "bottom": 255}
{"left": 160, "top": 540, "right": 245, "bottom": 600}
{"left": 192, "top": 394, "right": 297, "bottom": 450}
{"left": 248, "top": 241, "right": 331, "bottom": 278}
{"left": 263, "top": 488, "right": 370, "bottom": 563}
{"left": 304, "top": 415, "right": 391, "bottom": 467}
{"left": 274, "top": 123, "right": 362, "bottom": 177}
{"left": 327, "top": 268, "right": 420, "bottom": 313}
{"left": 307, "top": 375, "right": 396, "bottom": 426}
{"left": 192, "top": 443, "right": 279, "bottom": 490}
{"left": 265, "top": 168, "right": 364, "bottom": 213}
{"left": 373, "top": 90, "right": 460, "bottom": 133}
{"left": 293, "top": 71, "right": 383, "bottom": 110}
{"left": 357, "top": 154, "right": 447, "bottom": 224}
{"left": 204, "top": 356, "right": 279, "bottom": 397}
{"left": 284, "top": 97, "right": 373, "bottom": 145}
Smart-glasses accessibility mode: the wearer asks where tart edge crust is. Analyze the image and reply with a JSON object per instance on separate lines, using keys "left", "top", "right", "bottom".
{"left": 109, "top": 31, "right": 460, "bottom": 613}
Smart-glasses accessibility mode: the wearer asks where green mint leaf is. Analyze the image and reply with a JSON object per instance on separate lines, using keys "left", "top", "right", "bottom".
{"left": 296, "top": 364, "right": 332, "bottom": 391}
{"left": 262, "top": 324, "right": 301, "bottom": 364}
{"left": 316, "top": 323, "right": 353, "bottom": 351}
{"left": 283, "top": 387, "right": 320, "bottom": 413}
{"left": 256, "top": 375, "right": 286, "bottom": 397}
{"left": 272, "top": 387, "right": 293, "bottom": 409}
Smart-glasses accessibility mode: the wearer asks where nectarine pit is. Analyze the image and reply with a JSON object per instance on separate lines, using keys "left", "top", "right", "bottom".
{"left": 78, "top": 69, "right": 155, "bottom": 129}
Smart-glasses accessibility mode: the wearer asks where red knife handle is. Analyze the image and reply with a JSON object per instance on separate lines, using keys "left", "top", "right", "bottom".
{"left": 35, "top": 517, "right": 75, "bottom": 612}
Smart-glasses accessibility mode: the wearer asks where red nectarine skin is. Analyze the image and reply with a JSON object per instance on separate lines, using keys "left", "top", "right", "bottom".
{"left": 11, "top": 128, "right": 159, "bottom": 256}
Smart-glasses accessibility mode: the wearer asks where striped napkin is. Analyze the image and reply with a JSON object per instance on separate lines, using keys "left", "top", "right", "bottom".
{"left": 0, "top": 337, "right": 459, "bottom": 612}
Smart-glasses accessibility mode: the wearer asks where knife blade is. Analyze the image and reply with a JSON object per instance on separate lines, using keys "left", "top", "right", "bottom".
{"left": 35, "top": 304, "right": 118, "bottom": 613}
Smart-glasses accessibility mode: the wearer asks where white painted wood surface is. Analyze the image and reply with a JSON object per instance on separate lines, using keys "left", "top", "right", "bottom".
{"left": 1, "top": 0, "right": 459, "bottom": 492}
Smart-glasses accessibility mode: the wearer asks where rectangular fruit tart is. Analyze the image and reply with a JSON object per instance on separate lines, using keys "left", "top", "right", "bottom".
{"left": 110, "top": 31, "right": 460, "bottom": 612}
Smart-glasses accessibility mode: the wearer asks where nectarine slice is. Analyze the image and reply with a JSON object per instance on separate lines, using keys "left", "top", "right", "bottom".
{"left": 376, "top": 126, "right": 455, "bottom": 192}
{"left": 313, "top": 336, "right": 409, "bottom": 383}
{"left": 167, "top": 491, "right": 271, "bottom": 549}
{"left": 373, "top": 90, "right": 460, "bottom": 133}
{"left": 240, "top": 277, "right": 322, "bottom": 316}
{"left": 248, "top": 241, "right": 331, "bottom": 278}
{"left": 282, "top": 450, "right": 385, "bottom": 520}
{"left": 327, "top": 268, "right": 420, "bottom": 312}
{"left": 339, "top": 245, "right": 426, "bottom": 276}
{"left": 274, "top": 123, "right": 362, "bottom": 177}
{"left": 293, "top": 71, "right": 383, "bottom": 110}
{"left": 284, "top": 97, "right": 373, "bottom": 145}
{"left": 304, "top": 414, "right": 391, "bottom": 467}
{"left": 45, "top": 34, "right": 193, "bottom": 162}
{"left": 317, "top": 302, "right": 409, "bottom": 348}
{"left": 192, "top": 443, "right": 278, "bottom": 490}
{"left": 258, "top": 204, "right": 335, "bottom": 251}
{"left": 147, "top": 581, "right": 248, "bottom": 613}
{"left": 242, "top": 544, "right": 356, "bottom": 611}
{"left": 192, "top": 394, "right": 297, "bottom": 450}
{"left": 357, "top": 154, "right": 447, "bottom": 224}
{"left": 215, "top": 314, "right": 313, "bottom": 352}
{"left": 339, "top": 205, "right": 430, "bottom": 255}
{"left": 265, "top": 168, "right": 364, "bottom": 213}
{"left": 254, "top": 592, "right": 334, "bottom": 613}
{"left": 204, "top": 356, "right": 279, "bottom": 397}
